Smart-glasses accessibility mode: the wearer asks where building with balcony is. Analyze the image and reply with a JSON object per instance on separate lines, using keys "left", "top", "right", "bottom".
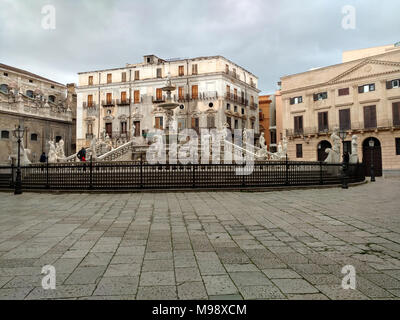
{"left": 280, "top": 45, "right": 400, "bottom": 176}
{"left": 258, "top": 95, "right": 271, "bottom": 148}
{"left": 76, "top": 55, "right": 260, "bottom": 150}
{"left": 0, "top": 63, "right": 75, "bottom": 164}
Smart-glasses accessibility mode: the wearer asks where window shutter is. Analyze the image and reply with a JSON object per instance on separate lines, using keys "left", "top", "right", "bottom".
{"left": 387, "top": 81, "right": 393, "bottom": 90}
{"left": 290, "top": 98, "right": 294, "bottom": 105}
{"left": 313, "top": 94, "right": 318, "bottom": 101}
{"left": 318, "top": 113, "right": 323, "bottom": 131}
{"left": 358, "top": 86, "right": 363, "bottom": 94}
{"left": 393, "top": 103, "right": 400, "bottom": 126}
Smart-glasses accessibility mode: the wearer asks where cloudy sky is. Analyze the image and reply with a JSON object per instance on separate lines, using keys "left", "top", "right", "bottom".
{"left": 0, "top": 0, "right": 399, "bottom": 93}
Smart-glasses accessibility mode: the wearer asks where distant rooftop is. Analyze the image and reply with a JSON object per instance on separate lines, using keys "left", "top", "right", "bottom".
{"left": 0, "top": 63, "right": 65, "bottom": 87}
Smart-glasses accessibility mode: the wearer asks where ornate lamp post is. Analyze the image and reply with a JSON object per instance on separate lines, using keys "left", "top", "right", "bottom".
{"left": 13, "top": 125, "right": 25, "bottom": 195}
{"left": 338, "top": 130, "right": 348, "bottom": 189}
{"left": 369, "top": 138, "right": 375, "bottom": 182}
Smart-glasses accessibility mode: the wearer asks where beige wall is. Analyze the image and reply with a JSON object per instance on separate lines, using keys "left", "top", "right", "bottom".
{"left": 343, "top": 44, "right": 400, "bottom": 63}
{"left": 281, "top": 48, "right": 400, "bottom": 175}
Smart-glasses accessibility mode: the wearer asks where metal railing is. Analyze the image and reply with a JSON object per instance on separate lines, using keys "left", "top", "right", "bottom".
{"left": 102, "top": 99, "right": 115, "bottom": 107}
{"left": 0, "top": 161, "right": 365, "bottom": 191}
{"left": 116, "top": 98, "right": 131, "bottom": 106}
{"left": 83, "top": 101, "right": 97, "bottom": 108}
{"left": 225, "top": 93, "right": 248, "bottom": 105}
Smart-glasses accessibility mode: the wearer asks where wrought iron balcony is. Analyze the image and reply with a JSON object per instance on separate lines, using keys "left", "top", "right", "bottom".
{"left": 152, "top": 95, "right": 166, "bottom": 103}
{"left": 102, "top": 99, "right": 115, "bottom": 107}
{"left": 116, "top": 98, "right": 131, "bottom": 106}
{"left": 225, "top": 93, "right": 248, "bottom": 105}
{"left": 83, "top": 101, "right": 97, "bottom": 108}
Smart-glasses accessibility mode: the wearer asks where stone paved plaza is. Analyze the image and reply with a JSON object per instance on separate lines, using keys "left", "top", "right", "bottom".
{"left": 0, "top": 178, "right": 400, "bottom": 300}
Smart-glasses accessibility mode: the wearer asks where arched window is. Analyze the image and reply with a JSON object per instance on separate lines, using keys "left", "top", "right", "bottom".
{"left": 0, "top": 84, "right": 8, "bottom": 93}
{"left": 48, "top": 95, "right": 56, "bottom": 103}
{"left": 31, "top": 133, "right": 38, "bottom": 141}
{"left": 1, "top": 131, "right": 10, "bottom": 139}
{"left": 26, "top": 90, "right": 34, "bottom": 98}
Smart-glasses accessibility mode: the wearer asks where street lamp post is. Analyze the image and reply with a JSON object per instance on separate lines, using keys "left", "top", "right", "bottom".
{"left": 13, "top": 125, "right": 25, "bottom": 195}
{"left": 369, "top": 138, "right": 375, "bottom": 182}
{"left": 338, "top": 130, "right": 348, "bottom": 189}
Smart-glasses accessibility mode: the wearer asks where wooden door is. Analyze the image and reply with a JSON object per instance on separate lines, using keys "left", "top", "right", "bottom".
{"left": 156, "top": 88, "right": 163, "bottom": 101}
{"left": 134, "top": 90, "right": 140, "bottom": 104}
{"left": 134, "top": 121, "right": 141, "bottom": 137}
{"left": 106, "top": 93, "right": 112, "bottom": 104}
{"left": 106, "top": 123, "right": 112, "bottom": 137}
{"left": 121, "top": 91, "right": 127, "bottom": 103}
{"left": 191, "top": 85, "right": 198, "bottom": 99}
{"left": 362, "top": 138, "right": 382, "bottom": 177}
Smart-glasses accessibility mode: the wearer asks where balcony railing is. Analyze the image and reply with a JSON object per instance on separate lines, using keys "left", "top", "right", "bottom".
{"left": 102, "top": 99, "right": 115, "bottom": 107}
{"left": 173, "top": 91, "right": 218, "bottom": 102}
{"left": 152, "top": 95, "right": 166, "bottom": 103}
{"left": 286, "top": 120, "right": 400, "bottom": 138}
{"left": 116, "top": 98, "right": 131, "bottom": 106}
{"left": 225, "top": 93, "right": 248, "bottom": 106}
{"left": 83, "top": 102, "right": 97, "bottom": 108}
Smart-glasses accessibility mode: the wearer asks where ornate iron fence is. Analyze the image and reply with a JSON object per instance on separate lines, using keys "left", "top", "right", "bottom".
{"left": 0, "top": 161, "right": 365, "bottom": 191}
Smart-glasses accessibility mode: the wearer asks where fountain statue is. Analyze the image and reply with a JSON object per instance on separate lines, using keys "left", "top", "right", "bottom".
{"left": 350, "top": 135, "right": 359, "bottom": 164}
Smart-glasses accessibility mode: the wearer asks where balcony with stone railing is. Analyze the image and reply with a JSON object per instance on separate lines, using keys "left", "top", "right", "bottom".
{"left": 116, "top": 98, "right": 131, "bottom": 106}
{"left": 0, "top": 91, "right": 72, "bottom": 122}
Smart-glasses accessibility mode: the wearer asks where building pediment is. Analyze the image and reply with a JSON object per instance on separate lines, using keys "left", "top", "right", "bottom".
{"left": 329, "top": 59, "right": 400, "bottom": 84}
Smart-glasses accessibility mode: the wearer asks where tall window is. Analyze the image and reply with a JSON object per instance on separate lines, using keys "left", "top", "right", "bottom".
{"left": 106, "top": 93, "right": 112, "bottom": 104}
{"left": 234, "top": 88, "right": 238, "bottom": 101}
{"left": 120, "top": 121, "right": 127, "bottom": 134}
{"left": 207, "top": 115, "right": 215, "bottom": 128}
{"left": 107, "top": 73, "right": 112, "bottom": 84}
{"left": 393, "top": 102, "right": 400, "bottom": 126}
{"left": 364, "top": 105, "right": 377, "bottom": 129}
{"left": 192, "top": 64, "right": 198, "bottom": 75}
{"left": 156, "top": 68, "right": 162, "bottom": 78}
{"left": 313, "top": 92, "right": 328, "bottom": 101}
{"left": 134, "top": 70, "right": 140, "bottom": 80}
{"left": 191, "top": 118, "right": 199, "bottom": 131}
{"left": 30, "top": 133, "right": 38, "bottom": 141}
{"left": 226, "top": 85, "right": 230, "bottom": 98}
{"left": 339, "top": 109, "right": 351, "bottom": 130}
{"left": 250, "top": 96, "right": 254, "bottom": 107}
{"left": 294, "top": 116, "right": 303, "bottom": 135}
{"left": 290, "top": 96, "right": 302, "bottom": 105}
{"left": 156, "top": 88, "right": 163, "bottom": 101}
{"left": 134, "top": 90, "right": 140, "bottom": 104}
{"left": 178, "top": 66, "right": 184, "bottom": 76}
{"left": 121, "top": 91, "right": 127, "bottom": 103}
{"left": 155, "top": 117, "right": 163, "bottom": 129}
{"left": 296, "top": 144, "right": 303, "bottom": 158}
{"left": 318, "top": 111, "right": 329, "bottom": 132}
{"left": 225, "top": 64, "right": 229, "bottom": 74}
{"left": 48, "top": 95, "right": 56, "bottom": 103}
{"left": 121, "top": 72, "right": 127, "bottom": 82}
{"left": 396, "top": 138, "right": 400, "bottom": 155}
{"left": 234, "top": 119, "right": 239, "bottom": 129}
{"left": 359, "top": 83, "right": 375, "bottom": 93}
{"left": 88, "top": 76, "right": 93, "bottom": 85}
{"left": 338, "top": 88, "right": 349, "bottom": 96}
{"left": 387, "top": 79, "right": 400, "bottom": 89}
{"left": 191, "top": 85, "right": 198, "bottom": 99}
{"left": 87, "top": 94, "right": 93, "bottom": 107}
{"left": 178, "top": 87, "right": 184, "bottom": 100}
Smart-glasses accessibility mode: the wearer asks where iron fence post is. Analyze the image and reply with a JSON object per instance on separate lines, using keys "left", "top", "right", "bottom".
{"left": 89, "top": 156, "right": 93, "bottom": 190}
{"left": 46, "top": 157, "right": 50, "bottom": 189}
{"left": 10, "top": 162, "right": 15, "bottom": 188}
{"left": 242, "top": 163, "right": 245, "bottom": 187}
{"left": 140, "top": 157, "right": 143, "bottom": 189}
{"left": 285, "top": 154, "right": 289, "bottom": 186}
{"left": 192, "top": 165, "right": 196, "bottom": 188}
{"left": 319, "top": 161, "right": 323, "bottom": 185}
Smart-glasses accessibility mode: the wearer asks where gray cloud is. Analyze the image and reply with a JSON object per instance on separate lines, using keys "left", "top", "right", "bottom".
{"left": 0, "top": 0, "right": 399, "bottom": 93}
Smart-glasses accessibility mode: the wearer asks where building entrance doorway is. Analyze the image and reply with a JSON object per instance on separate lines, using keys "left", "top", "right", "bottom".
{"left": 362, "top": 137, "right": 382, "bottom": 177}
{"left": 317, "top": 140, "right": 332, "bottom": 162}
